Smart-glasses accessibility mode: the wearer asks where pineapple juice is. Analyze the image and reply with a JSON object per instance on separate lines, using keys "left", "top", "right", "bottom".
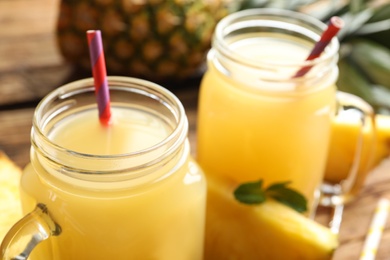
{"left": 197, "top": 31, "right": 337, "bottom": 210}
{"left": 20, "top": 104, "right": 205, "bottom": 258}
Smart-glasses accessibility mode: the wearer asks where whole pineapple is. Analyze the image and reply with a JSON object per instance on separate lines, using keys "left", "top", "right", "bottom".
{"left": 57, "top": 0, "right": 241, "bottom": 82}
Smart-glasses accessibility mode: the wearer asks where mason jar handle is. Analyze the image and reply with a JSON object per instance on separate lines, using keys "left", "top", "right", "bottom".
{"left": 1, "top": 204, "right": 61, "bottom": 260}
{"left": 334, "top": 91, "right": 376, "bottom": 196}
{"left": 321, "top": 91, "right": 375, "bottom": 234}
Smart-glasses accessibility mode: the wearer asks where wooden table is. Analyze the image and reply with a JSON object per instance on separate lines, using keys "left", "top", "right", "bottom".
{"left": 1, "top": 1, "right": 389, "bottom": 259}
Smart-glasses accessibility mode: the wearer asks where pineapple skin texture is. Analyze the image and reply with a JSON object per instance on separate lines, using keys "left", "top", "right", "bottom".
{"left": 204, "top": 176, "right": 338, "bottom": 260}
{"left": 56, "top": 0, "right": 241, "bottom": 81}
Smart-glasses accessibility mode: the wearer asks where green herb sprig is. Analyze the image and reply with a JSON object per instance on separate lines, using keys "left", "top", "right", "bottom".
{"left": 234, "top": 180, "right": 308, "bottom": 213}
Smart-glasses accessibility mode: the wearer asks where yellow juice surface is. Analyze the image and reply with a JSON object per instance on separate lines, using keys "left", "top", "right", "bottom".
{"left": 197, "top": 35, "right": 336, "bottom": 209}
{"left": 21, "top": 107, "right": 206, "bottom": 260}
{"left": 50, "top": 107, "right": 170, "bottom": 155}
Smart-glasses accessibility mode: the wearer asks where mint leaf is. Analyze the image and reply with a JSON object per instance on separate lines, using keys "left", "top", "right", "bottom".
{"left": 234, "top": 179, "right": 308, "bottom": 213}
{"left": 265, "top": 182, "right": 308, "bottom": 213}
{"left": 266, "top": 181, "right": 292, "bottom": 191}
{"left": 234, "top": 180, "right": 266, "bottom": 204}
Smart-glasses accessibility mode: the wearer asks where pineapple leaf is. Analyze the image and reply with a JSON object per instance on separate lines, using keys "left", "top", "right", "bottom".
{"left": 357, "top": 18, "right": 390, "bottom": 35}
{"left": 371, "top": 85, "right": 390, "bottom": 111}
{"left": 338, "top": 7, "right": 375, "bottom": 40}
{"left": 337, "top": 55, "right": 375, "bottom": 104}
{"left": 349, "top": 39, "right": 390, "bottom": 89}
{"left": 239, "top": 0, "right": 269, "bottom": 10}
{"left": 300, "top": 1, "right": 349, "bottom": 21}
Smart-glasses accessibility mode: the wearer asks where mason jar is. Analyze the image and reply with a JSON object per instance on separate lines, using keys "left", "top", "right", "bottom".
{"left": 1, "top": 76, "right": 206, "bottom": 260}
{"left": 197, "top": 8, "right": 344, "bottom": 214}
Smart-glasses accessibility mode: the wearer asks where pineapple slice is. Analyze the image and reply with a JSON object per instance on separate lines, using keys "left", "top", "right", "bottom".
{"left": 374, "top": 114, "right": 390, "bottom": 165}
{"left": 325, "top": 114, "right": 390, "bottom": 198}
{"left": 0, "top": 152, "right": 22, "bottom": 243}
{"left": 204, "top": 175, "right": 338, "bottom": 260}
{"left": 329, "top": 113, "right": 390, "bottom": 177}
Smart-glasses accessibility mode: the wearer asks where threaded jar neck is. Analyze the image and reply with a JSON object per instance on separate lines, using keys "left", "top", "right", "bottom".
{"left": 31, "top": 76, "right": 188, "bottom": 188}
{"left": 209, "top": 8, "right": 340, "bottom": 94}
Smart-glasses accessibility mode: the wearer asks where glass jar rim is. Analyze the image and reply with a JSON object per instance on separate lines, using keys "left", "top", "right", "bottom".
{"left": 213, "top": 8, "right": 340, "bottom": 69}
{"left": 32, "top": 76, "right": 188, "bottom": 172}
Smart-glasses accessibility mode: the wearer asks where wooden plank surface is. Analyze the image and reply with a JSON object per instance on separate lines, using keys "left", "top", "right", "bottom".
{"left": 1, "top": 1, "right": 390, "bottom": 259}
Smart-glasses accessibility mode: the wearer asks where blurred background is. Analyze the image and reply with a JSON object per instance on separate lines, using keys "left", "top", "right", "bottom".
{"left": 1, "top": 0, "right": 390, "bottom": 165}
{"left": 2, "top": 0, "right": 390, "bottom": 100}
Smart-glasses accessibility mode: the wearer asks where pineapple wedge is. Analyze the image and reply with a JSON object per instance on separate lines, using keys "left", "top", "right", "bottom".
{"left": 204, "top": 175, "right": 338, "bottom": 260}
{"left": 0, "top": 152, "right": 22, "bottom": 243}
{"left": 374, "top": 114, "right": 390, "bottom": 165}
{"left": 325, "top": 114, "right": 390, "bottom": 199}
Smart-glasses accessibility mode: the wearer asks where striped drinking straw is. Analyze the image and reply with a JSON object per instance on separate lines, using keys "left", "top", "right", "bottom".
{"left": 360, "top": 198, "right": 390, "bottom": 260}
{"left": 294, "top": 16, "right": 344, "bottom": 77}
{"left": 87, "top": 30, "right": 112, "bottom": 126}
